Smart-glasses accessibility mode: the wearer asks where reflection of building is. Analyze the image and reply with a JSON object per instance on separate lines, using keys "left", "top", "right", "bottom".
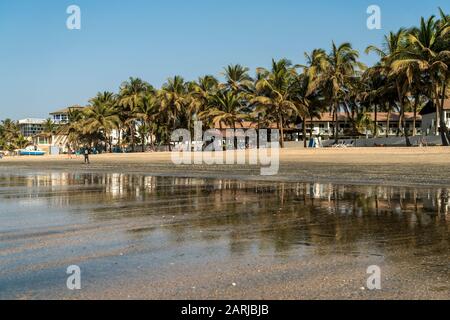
{"left": 18, "top": 118, "right": 46, "bottom": 137}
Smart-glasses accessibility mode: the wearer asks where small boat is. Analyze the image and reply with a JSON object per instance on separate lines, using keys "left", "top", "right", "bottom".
{"left": 19, "top": 147, "right": 45, "bottom": 156}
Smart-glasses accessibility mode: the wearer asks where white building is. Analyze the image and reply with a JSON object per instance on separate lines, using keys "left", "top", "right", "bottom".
{"left": 18, "top": 118, "right": 46, "bottom": 137}
{"left": 420, "top": 99, "right": 450, "bottom": 135}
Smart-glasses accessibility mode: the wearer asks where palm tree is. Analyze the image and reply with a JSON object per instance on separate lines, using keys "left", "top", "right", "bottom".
{"left": 137, "top": 122, "right": 150, "bottom": 152}
{"left": 354, "top": 112, "right": 374, "bottom": 138}
{"left": 299, "top": 49, "right": 329, "bottom": 145}
{"left": 13, "top": 135, "right": 30, "bottom": 150}
{"left": 391, "top": 15, "right": 450, "bottom": 145}
{"left": 200, "top": 90, "right": 249, "bottom": 129}
{"left": 251, "top": 59, "right": 302, "bottom": 147}
{"left": 42, "top": 118, "right": 57, "bottom": 145}
{"left": 187, "top": 75, "right": 219, "bottom": 130}
{"left": 160, "top": 76, "right": 188, "bottom": 128}
{"left": 319, "top": 42, "right": 365, "bottom": 143}
{"left": 221, "top": 64, "right": 254, "bottom": 93}
{"left": 135, "top": 93, "right": 159, "bottom": 147}
{"left": 85, "top": 92, "right": 120, "bottom": 152}
{"left": 119, "top": 77, "right": 154, "bottom": 151}
{"left": 366, "top": 29, "right": 411, "bottom": 142}
{"left": 57, "top": 107, "right": 86, "bottom": 150}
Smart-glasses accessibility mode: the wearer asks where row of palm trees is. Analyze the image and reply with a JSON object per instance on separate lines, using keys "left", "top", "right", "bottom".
{"left": 2, "top": 9, "right": 450, "bottom": 152}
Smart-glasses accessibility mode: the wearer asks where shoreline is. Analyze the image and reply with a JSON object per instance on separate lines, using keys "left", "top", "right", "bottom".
{"left": 2, "top": 147, "right": 450, "bottom": 188}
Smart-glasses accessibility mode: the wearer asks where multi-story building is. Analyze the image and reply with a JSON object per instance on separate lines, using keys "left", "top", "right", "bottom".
{"left": 18, "top": 118, "right": 46, "bottom": 137}
{"left": 49, "top": 105, "right": 84, "bottom": 124}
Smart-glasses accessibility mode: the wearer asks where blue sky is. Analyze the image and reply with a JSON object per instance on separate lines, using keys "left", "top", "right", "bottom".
{"left": 0, "top": 0, "right": 449, "bottom": 119}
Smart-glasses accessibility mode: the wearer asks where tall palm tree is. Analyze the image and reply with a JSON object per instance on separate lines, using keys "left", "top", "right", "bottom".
{"left": 135, "top": 93, "right": 159, "bottom": 147}
{"left": 42, "top": 118, "right": 57, "bottom": 145}
{"left": 159, "top": 76, "right": 188, "bottom": 131}
{"left": 199, "top": 90, "right": 249, "bottom": 130}
{"left": 221, "top": 64, "right": 254, "bottom": 93}
{"left": 299, "top": 49, "right": 329, "bottom": 145}
{"left": 391, "top": 15, "right": 450, "bottom": 145}
{"left": 251, "top": 59, "right": 302, "bottom": 147}
{"left": 57, "top": 107, "right": 85, "bottom": 150}
{"left": 319, "top": 42, "right": 365, "bottom": 143}
{"left": 187, "top": 75, "right": 219, "bottom": 130}
{"left": 366, "top": 29, "right": 410, "bottom": 141}
{"left": 85, "top": 92, "right": 120, "bottom": 152}
{"left": 119, "top": 77, "right": 154, "bottom": 151}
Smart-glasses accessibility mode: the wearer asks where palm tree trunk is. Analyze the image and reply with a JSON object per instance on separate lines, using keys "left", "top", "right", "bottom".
{"left": 108, "top": 134, "right": 112, "bottom": 153}
{"left": 130, "top": 122, "right": 135, "bottom": 152}
{"left": 117, "top": 127, "right": 122, "bottom": 151}
{"left": 278, "top": 114, "right": 284, "bottom": 148}
{"left": 374, "top": 105, "right": 378, "bottom": 137}
{"left": 303, "top": 117, "right": 307, "bottom": 148}
{"left": 435, "top": 85, "right": 449, "bottom": 146}
{"left": 386, "top": 107, "right": 391, "bottom": 138}
{"left": 334, "top": 102, "right": 339, "bottom": 144}
{"left": 396, "top": 81, "right": 410, "bottom": 146}
{"left": 439, "top": 80, "right": 450, "bottom": 144}
{"left": 413, "top": 95, "right": 418, "bottom": 137}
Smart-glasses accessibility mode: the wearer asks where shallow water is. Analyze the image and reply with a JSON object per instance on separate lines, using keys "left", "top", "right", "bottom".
{"left": 0, "top": 171, "right": 448, "bottom": 299}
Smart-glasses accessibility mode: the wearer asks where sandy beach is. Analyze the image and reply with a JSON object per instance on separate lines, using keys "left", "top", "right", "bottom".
{"left": 1, "top": 147, "right": 449, "bottom": 300}
{"left": 2, "top": 147, "right": 450, "bottom": 187}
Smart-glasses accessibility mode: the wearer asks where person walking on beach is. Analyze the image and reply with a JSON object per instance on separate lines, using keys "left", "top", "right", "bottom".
{"left": 84, "top": 147, "right": 90, "bottom": 164}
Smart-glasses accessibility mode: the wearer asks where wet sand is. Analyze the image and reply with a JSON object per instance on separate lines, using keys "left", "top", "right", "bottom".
{"left": 0, "top": 148, "right": 449, "bottom": 300}
{"left": 2, "top": 147, "right": 450, "bottom": 187}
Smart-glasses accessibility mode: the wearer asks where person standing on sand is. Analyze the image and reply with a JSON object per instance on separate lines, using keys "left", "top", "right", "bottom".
{"left": 84, "top": 147, "right": 90, "bottom": 164}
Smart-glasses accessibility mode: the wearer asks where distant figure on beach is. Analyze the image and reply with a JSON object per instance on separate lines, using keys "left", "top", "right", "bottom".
{"left": 84, "top": 147, "right": 90, "bottom": 164}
